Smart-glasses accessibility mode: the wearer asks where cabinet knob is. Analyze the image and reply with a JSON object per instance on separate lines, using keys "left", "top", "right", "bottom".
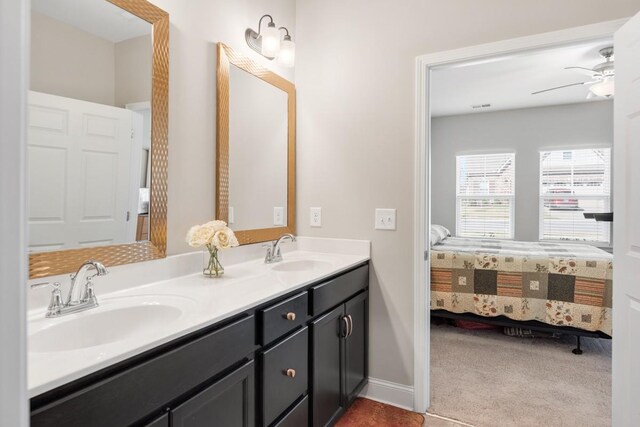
{"left": 285, "top": 368, "right": 296, "bottom": 378}
{"left": 285, "top": 312, "right": 296, "bottom": 321}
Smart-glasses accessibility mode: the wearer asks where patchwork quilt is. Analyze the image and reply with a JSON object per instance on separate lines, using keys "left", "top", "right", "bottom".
{"left": 430, "top": 237, "right": 613, "bottom": 335}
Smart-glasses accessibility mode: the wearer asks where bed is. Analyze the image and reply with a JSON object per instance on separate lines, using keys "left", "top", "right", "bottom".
{"left": 430, "top": 236, "right": 613, "bottom": 340}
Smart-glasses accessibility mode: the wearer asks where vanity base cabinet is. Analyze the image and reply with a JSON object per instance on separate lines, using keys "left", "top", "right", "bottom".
{"left": 311, "top": 305, "right": 345, "bottom": 427}
{"left": 30, "top": 263, "right": 369, "bottom": 427}
{"left": 30, "top": 315, "right": 257, "bottom": 427}
{"left": 344, "top": 291, "right": 368, "bottom": 404}
{"left": 145, "top": 413, "right": 169, "bottom": 427}
{"left": 311, "top": 290, "right": 369, "bottom": 427}
{"left": 273, "top": 395, "right": 309, "bottom": 427}
{"left": 261, "top": 327, "right": 309, "bottom": 426}
{"left": 171, "top": 361, "right": 255, "bottom": 427}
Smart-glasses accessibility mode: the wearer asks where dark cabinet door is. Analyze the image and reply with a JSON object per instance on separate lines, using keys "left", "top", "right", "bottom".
{"left": 311, "top": 305, "right": 345, "bottom": 427}
{"left": 344, "top": 291, "right": 368, "bottom": 404}
{"left": 171, "top": 361, "right": 255, "bottom": 427}
{"left": 145, "top": 413, "right": 169, "bottom": 427}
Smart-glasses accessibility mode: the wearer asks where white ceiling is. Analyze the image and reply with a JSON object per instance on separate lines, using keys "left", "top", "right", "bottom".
{"left": 32, "top": 0, "right": 151, "bottom": 43}
{"left": 431, "top": 39, "right": 614, "bottom": 117}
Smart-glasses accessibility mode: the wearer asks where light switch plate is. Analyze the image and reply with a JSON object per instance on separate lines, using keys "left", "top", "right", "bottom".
{"left": 273, "top": 207, "right": 284, "bottom": 226}
{"left": 375, "top": 208, "right": 396, "bottom": 230}
{"left": 310, "top": 207, "right": 322, "bottom": 227}
{"left": 228, "top": 207, "right": 235, "bottom": 224}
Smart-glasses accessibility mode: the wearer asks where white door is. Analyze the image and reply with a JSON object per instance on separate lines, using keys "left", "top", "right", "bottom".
{"left": 613, "top": 12, "right": 640, "bottom": 427}
{"left": 28, "top": 91, "right": 134, "bottom": 251}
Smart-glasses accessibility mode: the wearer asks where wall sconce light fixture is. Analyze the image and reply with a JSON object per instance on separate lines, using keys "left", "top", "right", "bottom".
{"left": 245, "top": 15, "right": 295, "bottom": 67}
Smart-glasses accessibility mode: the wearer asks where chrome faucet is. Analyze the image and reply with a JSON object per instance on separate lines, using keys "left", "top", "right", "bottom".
{"left": 263, "top": 234, "right": 296, "bottom": 263}
{"left": 30, "top": 260, "right": 108, "bottom": 318}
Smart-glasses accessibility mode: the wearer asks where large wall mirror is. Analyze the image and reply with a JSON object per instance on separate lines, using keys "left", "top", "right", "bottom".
{"left": 28, "top": 0, "right": 169, "bottom": 279}
{"left": 216, "top": 43, "right": 296, "bottom": 244}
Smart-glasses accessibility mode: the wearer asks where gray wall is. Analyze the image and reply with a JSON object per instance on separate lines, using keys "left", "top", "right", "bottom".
{"left": 295, "top": 0, "right": 633, "bottom": 389}
{"left": 115, "top": 35, "right": 152, "bottom": 107}
{"left": 431, "top": 101, "right": 613, "bottom": 242}
{"left": 31, "top": 11, "right": 116, "bottom": 106}
{"left": 31, "top": 12, "right": 152, "bottom": 108}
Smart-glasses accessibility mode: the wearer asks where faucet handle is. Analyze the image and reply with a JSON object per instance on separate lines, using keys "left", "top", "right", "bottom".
{"left": 30, "top": 281, "right": 61, "bottom": 290}
{"left": 82, "top": 278, "right": 98, "bottom": 305}
{"left": 31, "top": 282, "right": 63, "bottom": 317}
{"left": 263, "top": 242, "right": 275, "bottom": 263}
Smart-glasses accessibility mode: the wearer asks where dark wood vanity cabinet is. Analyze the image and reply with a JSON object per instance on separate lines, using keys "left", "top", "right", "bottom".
{"left": 30, "top": 263, "right": 369, "bottom": 427}
{"left": 311, "top": 291, "right": 368, "bottom": 427}
{"left": 171, "top": 361, "right": 256, "bottom": 427}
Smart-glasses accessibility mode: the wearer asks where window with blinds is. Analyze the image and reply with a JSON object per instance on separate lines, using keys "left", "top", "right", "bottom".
{"left": 456, "top": 153, "right": 515, "bottom": 239}
{"left": 539, "top": 148, "right": 611, "bottom": 244}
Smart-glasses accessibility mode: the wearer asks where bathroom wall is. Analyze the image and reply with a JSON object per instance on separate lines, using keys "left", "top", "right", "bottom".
{"left": 31, "top": 11, "right": 152, "bottom": 108}
{"left": 31, "top": 11, "right": 116, "bottom": 105}
{"left": 294, "top": 0, "right": 637, "bottom": 389}
{"left": 115, "top": 35, "right": 152, "bottom": 107}
{"left": 146, "top": 0, "right": 296, "bottom": 254}
{"left": 432, "top": 101, "right": 613, "bottom": 242}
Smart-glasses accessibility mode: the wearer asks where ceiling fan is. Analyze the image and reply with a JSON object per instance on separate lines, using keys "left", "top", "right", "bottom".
{"left": 532, "top": 46, "right": 615, "bottom": 98}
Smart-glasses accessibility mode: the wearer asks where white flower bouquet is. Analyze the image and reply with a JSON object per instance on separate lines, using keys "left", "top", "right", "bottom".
{"left": 186, "top": 220, "right": 239, "bottom": 277}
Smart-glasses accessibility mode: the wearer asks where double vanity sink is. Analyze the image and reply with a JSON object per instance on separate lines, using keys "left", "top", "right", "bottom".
{"left": 29, "top": 239, "right": 370, "bottom": 427}
{"left": 30, "top": 258, "right": 330, "bottom": 351}
{"left": 29, "top": 251, "right": 357, "bottom": 394}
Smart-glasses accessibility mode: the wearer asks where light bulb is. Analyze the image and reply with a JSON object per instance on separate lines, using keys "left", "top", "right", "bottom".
{"left": 589, "top": 77, "right": 615, "bottom": 98}
{"left": 278, "top": 37, "right": 295, "bottom": 67}
{"left": 261, "top": 23, "right": 280, "bottom": 57}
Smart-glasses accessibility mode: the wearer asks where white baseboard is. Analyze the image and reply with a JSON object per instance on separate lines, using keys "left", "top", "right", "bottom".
{"left": 359, "top": 377, "right": 415, "bottom": 411}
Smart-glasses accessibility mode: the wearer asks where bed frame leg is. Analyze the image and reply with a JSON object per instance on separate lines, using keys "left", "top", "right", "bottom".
{"left": 572, "top": 335, "right": 583, "bottom": 355}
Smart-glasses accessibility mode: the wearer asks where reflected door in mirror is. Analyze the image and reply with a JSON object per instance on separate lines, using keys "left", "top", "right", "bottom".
{"left": 28, "top": 0, "right": 153, "bottom": 253}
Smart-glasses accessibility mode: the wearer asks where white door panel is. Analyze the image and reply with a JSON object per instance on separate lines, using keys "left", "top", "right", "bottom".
{"left": 28, "top": 91, "right": 133, "bottom": 252}
{"left": 613, "top": 12, "right": 640, "bottom": 426}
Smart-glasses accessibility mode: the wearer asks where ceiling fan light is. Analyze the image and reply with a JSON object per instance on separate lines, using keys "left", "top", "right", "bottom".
{"left": 589, "top": 77, "right": 615, "bottom": 98}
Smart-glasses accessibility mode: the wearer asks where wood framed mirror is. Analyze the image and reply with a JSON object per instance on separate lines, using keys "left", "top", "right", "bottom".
{"left": 216, "top": 43, "right": 296, "bottom": 245}
{"left": 28, "top": 0, "right": 169, "bottom": 279}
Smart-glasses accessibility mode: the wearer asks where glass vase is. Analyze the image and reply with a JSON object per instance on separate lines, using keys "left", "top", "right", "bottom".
{"left": 203, "top": 245, "right": 224, "bottom": 278}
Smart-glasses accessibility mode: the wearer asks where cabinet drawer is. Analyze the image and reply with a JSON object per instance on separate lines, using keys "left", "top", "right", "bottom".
{"left": 261, "top": 327, "right": 309, "bottom": 426}
{"left": 31, "top": 315, "right": 257, "bottom": 427}
{"left": 273, "top": 395, "right": 308, "bottom": 427}
{"left": 310, "top": 265, "right": 368, "bottom": 316}
{"left": 260, "top": 292, "right": 308, "bottom": 345}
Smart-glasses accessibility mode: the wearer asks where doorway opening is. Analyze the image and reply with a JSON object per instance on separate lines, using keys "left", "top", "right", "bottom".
{"left": 413, "top": 19, "right": 626, "bottom": 423}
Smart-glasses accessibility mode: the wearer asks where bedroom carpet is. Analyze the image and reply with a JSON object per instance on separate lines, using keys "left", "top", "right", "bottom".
{"left": 429, "top": 323, "right": 612, "bottom": 427}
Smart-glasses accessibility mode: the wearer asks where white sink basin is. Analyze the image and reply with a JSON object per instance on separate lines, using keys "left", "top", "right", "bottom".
{"left": 271, "top": 259, "right": 332, "bottom": 272}
{"left": 29, "top": 295, "right": 196, "bottom": 353}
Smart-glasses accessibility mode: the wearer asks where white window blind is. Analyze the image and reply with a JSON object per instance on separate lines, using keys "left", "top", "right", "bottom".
{"left": 456, "top": 153, "right": 515, "bottom": 239}
{"left": 539, "top": 148, "right": 611, "bottom": 244}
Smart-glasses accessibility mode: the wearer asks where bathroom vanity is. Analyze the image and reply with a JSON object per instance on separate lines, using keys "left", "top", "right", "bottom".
{"left": 29, "top": 246, "right": 370, "bottom": 427}
{"left": 26, "top": 1, "right": 369, "bottom": 424}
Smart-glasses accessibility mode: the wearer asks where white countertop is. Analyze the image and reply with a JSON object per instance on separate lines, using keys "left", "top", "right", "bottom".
{"left": 28, "top": 238, "right": 369, "bottom": 398}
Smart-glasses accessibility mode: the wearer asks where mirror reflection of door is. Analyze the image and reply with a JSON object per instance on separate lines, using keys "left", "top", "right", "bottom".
{"left": 228, "top": 65, "right": 289, "bottom": 231}
{"left": 28, "top": 0, "right": 152, "bottom": 253}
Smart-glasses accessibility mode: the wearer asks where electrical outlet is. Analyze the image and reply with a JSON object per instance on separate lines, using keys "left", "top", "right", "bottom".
{"left": 273, "top": 207, "right": 284, "bottom": 226}
{"left": 228, "top": 207, "right": 235, "bottom": 224}
{"left": 310, "top": 207, "right": 322, "bottom": 227}
{"left": 375, "top": 208, "right": 396, "bottom": 230}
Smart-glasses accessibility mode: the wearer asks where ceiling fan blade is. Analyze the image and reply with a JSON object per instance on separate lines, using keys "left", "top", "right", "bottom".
{"left": 531, "top": 82, "right": 589, "bottom": 95}
{"left": 564, "top": 66, "right": 600, "bottom": 77}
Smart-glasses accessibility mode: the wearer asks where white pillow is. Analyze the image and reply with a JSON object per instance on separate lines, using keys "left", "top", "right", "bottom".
{"left": 430, "top": 224, "right": 451, "bottom": 246}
